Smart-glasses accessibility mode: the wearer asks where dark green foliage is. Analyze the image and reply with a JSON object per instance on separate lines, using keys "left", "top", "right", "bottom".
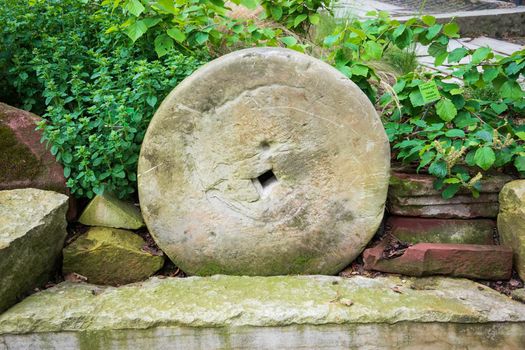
{"left": 0, "top": 0, "right": 207, "bottom": 198}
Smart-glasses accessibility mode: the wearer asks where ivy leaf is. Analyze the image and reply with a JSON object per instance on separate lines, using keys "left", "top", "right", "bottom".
{"left": 443, "top": 22, "right": 459, "bottom": 38}
{"left": 125, "top": 0, "right": 145, "bottom": 17}
{"left": 471, "top": 47, "right": 491, "bottom": 64}
{"left": 154, "top": 34, "right": 173, "bottom": 57}
{"left": 429, "top": 160, "right": 447, "bottom": 178}
{"left": 270, "top": 6, "right": 282, "bottom": 20}
{"left": 293, "top": 14, "right": 308, "bottom": 28}
{"left": 448, "top": 47, "right": 468, "bottom": 63}
{"left": 490, "top": 102, "right": 507, "bottom": 115}
{"left": 474, "top": 147, "right": 495, "bottom": 171}
{"left": 167, "top": 27, "right": 186, "bottom": 43}
{"left": 125, "top": 20, "right": 148, "bottom": 42}
{"left": 435, "top": 98, "right": 457, "bottom": 122}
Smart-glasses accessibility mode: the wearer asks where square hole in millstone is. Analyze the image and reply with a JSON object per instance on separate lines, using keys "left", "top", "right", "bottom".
{"left": 252, "top": 169, "right": 278, "bottom": 194}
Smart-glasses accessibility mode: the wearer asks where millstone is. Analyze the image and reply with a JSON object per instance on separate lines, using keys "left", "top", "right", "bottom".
{"left": 138, "top": 47, "right": 390, "bottom": 276}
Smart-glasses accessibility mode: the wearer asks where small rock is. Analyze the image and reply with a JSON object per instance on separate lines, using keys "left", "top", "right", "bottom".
{"left": 0, "top": 188, "right": 68, "bottom": 312}
{"left": 498, "top": 180, "right": 525, "bottom": 281}
{"left": 387, "top": 216, "right": 495, "bottom": 244}
{"left": 0, "top": 103, "right": 66, "bottom": 193}
{"left": 512, "top": 289, "right": 525, "bottom": 303}
{"left": 363, "top": 241, "right": 513, "bottom": 280}
{"left": 78, "top": 193, "right": 144, "bottom": 229}
{"left": 63, "top": 227, "right": 164, "bottom": 285}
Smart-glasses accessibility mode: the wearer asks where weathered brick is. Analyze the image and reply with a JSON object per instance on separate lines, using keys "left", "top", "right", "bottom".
{"left": 363, "top": 241, "right": 512, "bottom": 280}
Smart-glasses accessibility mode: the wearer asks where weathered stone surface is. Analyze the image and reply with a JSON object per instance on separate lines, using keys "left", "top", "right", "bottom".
{"left": 387, "top": 216, "right": 495, "bottom": 244}
{"left": 1, "top": 275, "right": 525, "bottom": 349}
{"left": 512, "top": 288, "right": 525, "bottom": 304}
{"left": 0, "top": 103, "right": 66, "bottom": 193}
{"left": 63, "top": 227, "right": 164, "bottom": 285}
{"left": 363, "top": 241, "right": 512, "bottom": 280}
{"left": 0, "top": 188, "right": 68, "bottom": 312}
{"left": 498, "top": 180, "right": 525, "bottom": 280}
{"left": 138, "top": 47, "right": 390, "bottom": 276}
{"left": 388, "top": 172, "right": 510, "bottom": 218}
{"left": 78, "top": 194, "right": 144, "bottom": 229}
{"left": 389, "top": 172, "right": 511, "bottom": 197}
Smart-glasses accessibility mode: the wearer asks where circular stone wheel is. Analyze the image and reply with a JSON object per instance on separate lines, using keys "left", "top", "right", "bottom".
{"left": 138, "top": 47, "right": 390, "bottom": 276}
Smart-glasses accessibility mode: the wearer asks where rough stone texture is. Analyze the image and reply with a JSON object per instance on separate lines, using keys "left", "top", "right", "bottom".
{"left": 387, "top": 216, "right": 495, "bottom": 244}
{"left": 78, "top": 194, "right": 144, "bottom": 230}
{"left": 1, "top": 275, "right": 525, "bottom": 349}
{"left": 0, "top": 103, "right": 66, "bottom": 193}
{"left": 138, "top": 47, "right": 390, "bottom": 276}
{"left": 498, "top": 180, "right": 525, "bottom": 281}
{"left": 0, "top": 188, "right": 68, "bottom": 313}
{"left": 363, "top": 241, "right": 512, "bottom": 280}
{"left": 63, "top": 227, "right": 164, "bottom": 285}
{"left": 512, "top": 288, "right": 525, "bottom": 304}
{"left": 388, "top": 172, "right": 511, "bottom": 218}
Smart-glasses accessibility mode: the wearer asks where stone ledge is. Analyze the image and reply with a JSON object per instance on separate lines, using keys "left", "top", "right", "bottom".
{"left": 1, "top": 275, "right": 525, "bottom": 349}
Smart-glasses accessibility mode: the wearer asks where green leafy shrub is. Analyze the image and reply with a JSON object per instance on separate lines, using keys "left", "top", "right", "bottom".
{"left": 0, "top": 0, "right": 207, "bottom": 198}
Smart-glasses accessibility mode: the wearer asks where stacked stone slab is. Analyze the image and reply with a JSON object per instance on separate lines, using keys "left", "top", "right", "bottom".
{"left": 0, "top": 188, "right": 68, "bottom": 312}
{"left": 63, "top": 194, "right": 163, "bottom": 285}
{"left": 363, "top": 171, "right": 514, "bottom": 279}
{"left": 498, "top": 180, "right": 525, "bottom": 281}
{"left": 137, "top": 47, "right": 390, "bottom": 276}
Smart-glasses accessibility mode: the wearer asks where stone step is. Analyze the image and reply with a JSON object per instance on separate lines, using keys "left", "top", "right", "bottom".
{"left": 386, "top": 216, "right": 495, "bottom": 244}
{"left": 363, "top": 241, "right": 512, "bottom": 280}
{"left": 1, "top": 275, "right": 525, "bottom": 349}
{"left": 388, "top": 172, "right": 512, "bottom": 218}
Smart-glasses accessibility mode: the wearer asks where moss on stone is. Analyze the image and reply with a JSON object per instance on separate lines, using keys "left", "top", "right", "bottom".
{"left": 0, "top": 124, "right": 40, "bottom": 183}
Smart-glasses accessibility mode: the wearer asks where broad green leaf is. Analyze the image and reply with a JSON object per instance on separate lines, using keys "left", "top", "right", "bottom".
{"left": 490, "top": 102, "right": 507, "bottom": 115}
{"left": 500, "top": 81, "right": 524, "bottom": 99}
{"left": 64, "top": 167, "right": 71, "bottom": 178}
{"left": 443, "top": 22, "right": 459, "bottom": 38}
{"left": 293, "top": 14, "right": 308, "bottom": 28}
{"left": 240, "top": 0, "right": 258, "bottom": 9}
{"left": 426, "top": 24, "right": 442, "bottom": 40}
{"left": 62, "top": 152, "right": 73, "bottom": 163}
{"left": 428, "top": 41, "right": 447, "bottom": 58}
{"left": 323, "top": 34, "right": 339, "bottom": 46}
{"left": 474, "top": 147, "right": 495, "bottom": 171}
{"left": 392, "top": 24, "right": 406, "bottom": 40}
{"left": 471, "top": 47, "right": 491, "bottom": 64}
{"left": 125, "top": 20, "right": 148, "bottom": 42}
{"left": 483, "top": 67, "right": 499, "bottom": 82}
{"left": 447, "top": 47, "right": 468, "bottom": 63}
{"left": 350, "top": 64, "right": 369, "bottom": 77}
{"left": 515, "top": 156, "right": 525, "bottom": 172}
{"left": 429, "top": 160, "right": 447, "bottom": 178}
{"left": 146, "top": 95, "right": 157, "bottom": 107}
{"left": 271, "top": 6, "right": 282, "bottom": 20}
{"left": 125, "top": 0, "right": 145, "bottom": 17}
{"left": 442, "top": 183, "right": 460, "bottom": 199}
{"left": 281, "top": 36, "right": 297, "bottom": 47}
{"left": 167, "top": 27, "right": 186, "bottom": 42}
{"left": 421, "top": 15, "right": 436, "bottom": 26}
{"left": 154, "top": 34, "right": 173, "bottom": 57}
{"left": 516, "top": 131, "right": 525, "bottom": 141}
{"left": 309, "top": 14, "right": 320, "bottom": 25}
{"left": 143, "top": 18, "right": 162, "bottom": 28}
{"left": 363, "top": 41, "right": 383, "bottom": 60}
{"left": 194, "top": 32, "right": 209, "bottom": 45}
{"left": 435, "top": 98, "right": 457, "bottom": 122}
{"left": 409, "top": 90, "right": 426, "bottom": 107}
{"left": 445, "top": 129, "right": 465, "bottom": 138}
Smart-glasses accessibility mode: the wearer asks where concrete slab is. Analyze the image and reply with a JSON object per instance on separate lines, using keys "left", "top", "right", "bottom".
{"left": 1, "top": 275, "right": 525, "bottom": 349}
